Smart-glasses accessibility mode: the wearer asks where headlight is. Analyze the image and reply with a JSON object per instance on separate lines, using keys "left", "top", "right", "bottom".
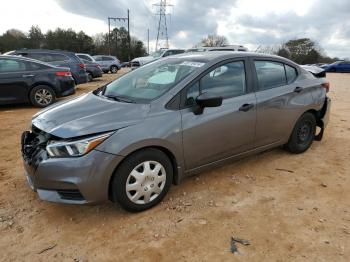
{"left": 46, "top": 132, "right": 112, "bottom": 158}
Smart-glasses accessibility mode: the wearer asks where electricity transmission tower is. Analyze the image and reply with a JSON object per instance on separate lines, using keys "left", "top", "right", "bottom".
{"left": 154, "top": 0, "right": 173, "bottom": 50}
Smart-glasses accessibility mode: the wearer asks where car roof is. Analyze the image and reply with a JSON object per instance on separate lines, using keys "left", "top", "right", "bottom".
{"left": 172, "top": 51, "right": 296, "bottom": 63}
{"left": 14, "top": 49, "right": 75, "bottom": 55}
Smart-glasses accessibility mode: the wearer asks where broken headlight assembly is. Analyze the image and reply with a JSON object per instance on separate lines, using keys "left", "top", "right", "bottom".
{"left": 46, "top": 132, "right": 112, "bottom": 158}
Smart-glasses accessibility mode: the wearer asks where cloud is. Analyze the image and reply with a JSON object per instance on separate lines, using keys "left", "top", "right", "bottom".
{"left": 53, "top": 0, "right": 350, "bottom": 57}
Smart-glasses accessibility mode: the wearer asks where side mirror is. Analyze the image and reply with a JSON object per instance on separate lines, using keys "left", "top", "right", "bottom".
{"left": 194, "top": 92, "right": 223, "bottom": 115}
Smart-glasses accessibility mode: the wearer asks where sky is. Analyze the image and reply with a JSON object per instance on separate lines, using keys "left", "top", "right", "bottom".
{"left": 0, "top": 0, "right": 349, "bottom": 58}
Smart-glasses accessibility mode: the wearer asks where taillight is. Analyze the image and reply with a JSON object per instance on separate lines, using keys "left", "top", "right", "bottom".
{"left": 322, "top": 82, "right": 330, "bottom": 93}
{"left": 55, "top": 71, "right": 72, "bottom": 77}
{"left": 78, "top": 63, "right": 86, "bottom": 69}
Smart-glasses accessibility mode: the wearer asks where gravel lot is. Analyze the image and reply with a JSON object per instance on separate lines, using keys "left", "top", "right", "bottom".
{"left": 0, "top": 70, "right": 349, "bottom": 262}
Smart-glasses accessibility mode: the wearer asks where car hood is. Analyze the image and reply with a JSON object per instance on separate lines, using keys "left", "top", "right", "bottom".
{"left": 32, "top": 93, "right": 150, "bottom": 138}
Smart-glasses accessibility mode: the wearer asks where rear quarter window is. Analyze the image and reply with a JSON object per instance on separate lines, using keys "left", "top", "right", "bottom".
{"left": 285, "top": 65, "right": 298, "bottom": 84}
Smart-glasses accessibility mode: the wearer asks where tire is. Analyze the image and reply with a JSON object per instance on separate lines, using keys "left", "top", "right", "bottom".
{"left": 29, "top": 85, "right": 56, "bottom": 108}
{"left": 110, "top": 65, "right": 118, "bottom": 74}
{"left": 87, "top": 72, "right": 93, "bottom": 82}
{"left": 111, "top": 148, "right": 173, "bottom": 212}
{"left": 285, "top": 112, "right": 316, "bottom": 154}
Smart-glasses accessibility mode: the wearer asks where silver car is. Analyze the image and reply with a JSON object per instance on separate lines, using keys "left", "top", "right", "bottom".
{"left": 93, "top": 55, "right": 121, "bottom": 73}
{"left": 21, "top": 52, "right": 331, "bottom": 212}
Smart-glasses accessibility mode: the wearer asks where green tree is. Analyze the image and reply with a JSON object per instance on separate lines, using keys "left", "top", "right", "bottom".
{"left": 28, "top": 25, "right": 44, "bottom": 49}
{"left": 0, "top": 29, "right": 28, "bottom": 53}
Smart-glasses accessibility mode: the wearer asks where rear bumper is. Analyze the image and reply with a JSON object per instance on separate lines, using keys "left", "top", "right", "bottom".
{"left": 315, "top": 97, "right": 331, "bottom": 141}
{"left": 322, "top": 97, "right": 331, "bottom": 127}
{"left": 58, "top": 79, "right": 76, "bottom": 97}
{"left": 73, "top": 72, "right": 89, "bottom": 85}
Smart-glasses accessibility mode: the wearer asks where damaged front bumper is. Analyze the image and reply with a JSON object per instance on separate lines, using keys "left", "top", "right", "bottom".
{"left": 21, "top": 128, "right": 123, "bottom": 204}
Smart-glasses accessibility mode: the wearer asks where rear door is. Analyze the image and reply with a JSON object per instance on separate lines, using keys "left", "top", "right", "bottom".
{"left": 181, "top": 59, "right": 257, "bottom": 170}
{"left": 0, "top": 58, "right": 32, "bottom": 103}
{"left": 252, "top": 59, "right": 311, "bottom": 147}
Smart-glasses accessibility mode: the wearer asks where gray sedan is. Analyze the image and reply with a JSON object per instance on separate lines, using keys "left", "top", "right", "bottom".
{"left": 21, "top": 52, "right": 331, "bottom": 212}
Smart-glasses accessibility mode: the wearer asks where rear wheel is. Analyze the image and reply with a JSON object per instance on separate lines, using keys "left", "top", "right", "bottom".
{"left": 110, "top": 148, "right": 173, "bottom": 212}
{"left": 285, "top": 112, "right": 316, "bottom": 154}
{"left": 110, "top": 65, "right": 118, "bottom": 74}
{"left": 29, "top": 85, "right": 56, "bottom": 107}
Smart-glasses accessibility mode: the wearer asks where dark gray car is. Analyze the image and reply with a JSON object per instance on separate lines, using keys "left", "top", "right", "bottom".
{"left": 21, "top": 52, "right": 331, "bottom": 212}
{"left": 7, "top": 49, "right": 88, "bottom": 85}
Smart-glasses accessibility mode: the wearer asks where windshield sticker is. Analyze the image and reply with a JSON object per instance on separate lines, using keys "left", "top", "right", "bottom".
{"left": 180, "top": 61, "right": 205, "bottom": 67}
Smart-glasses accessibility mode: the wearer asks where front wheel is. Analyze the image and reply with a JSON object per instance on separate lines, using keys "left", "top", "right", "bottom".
{"left": 284, "top": 112, "right": 316, "bottom": 154}
{"left": 110, "top": 149, "right": 173, "bottom": 212}
{"left": 29, "top": 85, "right": 56, "bottom": 107}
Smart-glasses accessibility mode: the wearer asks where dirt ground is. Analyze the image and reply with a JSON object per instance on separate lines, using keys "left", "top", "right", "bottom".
{"left": 0, "top": 70, "right": 349, "bottom": 262}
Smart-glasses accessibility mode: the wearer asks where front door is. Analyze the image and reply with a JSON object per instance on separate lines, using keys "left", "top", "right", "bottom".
{"left": 0, "top": 58, "right": 30, "bottom": 103}
{"left": 181, "top": 60, "right": 257, "bottom": 170}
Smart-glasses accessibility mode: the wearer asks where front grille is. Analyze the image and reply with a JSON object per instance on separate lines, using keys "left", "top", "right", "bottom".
{"left": 57, "top": 189, "right": 85, "bottom": 201}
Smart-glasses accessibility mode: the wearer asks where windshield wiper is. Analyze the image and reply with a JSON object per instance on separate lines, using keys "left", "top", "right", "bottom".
{"left": 104, "top": 94, "right": 135, "bottom": 103}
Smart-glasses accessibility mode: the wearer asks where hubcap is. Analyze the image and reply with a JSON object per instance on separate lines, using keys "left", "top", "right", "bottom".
{"left": 126, "top": 161, "right": 166, "bottom": 205}
{"left": 297, "top": 122, "right": 311, "bottom": 142}
{"left": 34, "top": 89, "right": 52, "bottom": 106}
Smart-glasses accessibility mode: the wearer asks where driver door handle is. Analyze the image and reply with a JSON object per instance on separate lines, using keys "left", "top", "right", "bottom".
{"left": 239, "top": 103, "right": 254, "bottom": 112}
{"left": 294, "top": 86, "right": 303, "bottom": 93}
{"left": 22, "top": 74, "right": 35, "bottom": 78}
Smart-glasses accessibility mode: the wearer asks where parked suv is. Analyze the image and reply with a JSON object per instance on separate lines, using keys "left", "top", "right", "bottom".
{"left": 93, "top": 55, "right": 121, "bottom": 73}
{"left": 6, "top": 49, "right": 88, "bottom": 85}
{"left": 0, "top": 55, "right": 75, "bottom": 107}
{"left": 21, "top": 52, "right": 330, "bottom": 212}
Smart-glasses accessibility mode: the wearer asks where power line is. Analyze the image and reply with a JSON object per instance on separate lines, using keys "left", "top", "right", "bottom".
{"left": 153, "top": 0, "right": 173, "bottom": 50}
{"left": 107, "top": 9, "right": 131, "bottom": 60}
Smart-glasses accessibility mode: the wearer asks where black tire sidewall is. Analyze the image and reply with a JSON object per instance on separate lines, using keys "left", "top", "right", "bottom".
{"left": 29, "top": 85, "right": 56, "bottom": 108}
{"left": 110, "top": 66, "right": 118, "bottom": 73}
{"left": 286, "top": 112, "right": 316, "bottom": 154}
{"left": 111, "top": 149, "right": 173, "bottom": 212}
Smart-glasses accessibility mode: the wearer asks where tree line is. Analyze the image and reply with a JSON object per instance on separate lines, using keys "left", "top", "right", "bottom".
{"left": 0, "top": 25, "right": 147, "bottom": 62}
{"left": 201, "top": 34, "right": 341, "bottom": 65}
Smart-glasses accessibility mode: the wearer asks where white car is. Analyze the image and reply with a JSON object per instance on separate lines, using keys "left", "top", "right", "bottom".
{"left": 131, "top": 49, "right": 185, "bottom": 67}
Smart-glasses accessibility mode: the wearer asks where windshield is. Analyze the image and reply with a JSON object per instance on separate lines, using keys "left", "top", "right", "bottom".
{"left": 151, "top": 50, "right": 164, "bottom": 58}
{"left": 103, "top": 58, "right": 206, "bottom": 103}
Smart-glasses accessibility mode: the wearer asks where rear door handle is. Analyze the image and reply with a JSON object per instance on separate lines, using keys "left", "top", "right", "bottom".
{"left": 22, "top": 74, "right": 35, "bottom": 78}
{"left": 239, "top": 103, "right": 254, "bottom": 112}
{"left": 294, "top": 86, "right": 303, "bottom": 93}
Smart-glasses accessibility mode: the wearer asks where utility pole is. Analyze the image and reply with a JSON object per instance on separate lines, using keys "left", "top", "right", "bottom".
{"left": 107, "top": 10, "right": 131, "bottom": 60}
{"left": 153, "top": 0, "right": 173, "bottom": 50}
{"left": 147, "top": 28, "right": 150, "bottom": 54}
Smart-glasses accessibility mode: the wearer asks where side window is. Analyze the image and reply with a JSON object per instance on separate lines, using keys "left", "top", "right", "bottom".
{"left": 0, "top": 59, "right": 27, "bottom": 72}
{"left": 50, "top": 54, "right": 69, "bottom": 62}
{"left": 94, "top": 56, "right": 102, "bottom": 61}
{"left": 254, "top": 61, "right": 286, "bottom": 90}
{"left": 200, "top": 61, "right": 246, "bottom": 98}
{"left": 162, "top": 51, "right": 171, "bottom": 57}
{"left": 78, "top": 55, "right": 90, "bottom": 61}
{"left": 29, "top": 53, "right": 57, "bottom": 63}
{"left": 29, "top": 62, "right": 49, "bottom": 71}
{"left": 103, "top": 56, "right": 114, "bottom": 61}
{"left": 186, "top": 82, "right": 200, "bottom": 106}
{"left": 285, "top": 64, "right": 298, "bottom": 84}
